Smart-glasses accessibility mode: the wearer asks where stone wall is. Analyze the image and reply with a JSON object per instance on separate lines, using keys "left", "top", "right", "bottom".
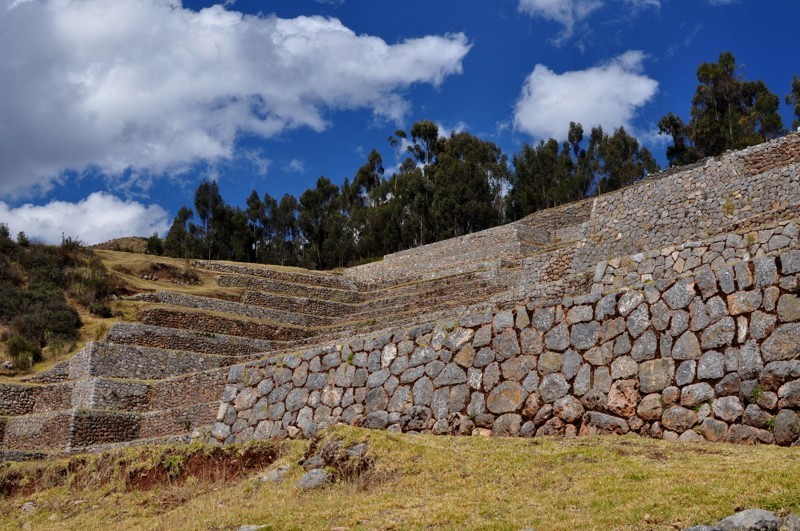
{"left": 68, "top": 342, "right": 240, "bottom": 381}
{"left": 572, "top": 135, "right": 800, "bottom": 273}
{"left": 105, "top": 323, "right": 279, "bottom": 356}
{"left": 210, "top": 247, "right": 800, "bottom": 446}
{"left": 0, "top": 382, "right": 73, "bottom": 415}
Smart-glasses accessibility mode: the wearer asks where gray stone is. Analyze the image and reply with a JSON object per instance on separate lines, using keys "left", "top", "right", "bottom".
{"left": 573, "top": 364, "right": 591, "bottom": 396}
{"left": 433, "top": 363, "right": 467, "bottom": 386}
{"left": 663, "top": 278, "right": 696, "bottom": 310}
{"left": 661, "top": 406, "right": 698, "bottom": 433}
{"left": 544, "top": 323, "right": 569, "bottom": 352}
{"left": 501, "top": 356, "right": 536, "bottom": 382}
{"left": 778, "top": 295, "right": 800, "bottom": 322}
{"left": 681, "top": 383, "right": 714, "bottom": 408}
{"left": 717, "top": 266, "right": 736, "bottom": 294}
{"left": 762, "top": 324, "right": 800, "bottom": 362}
{"left": 626, "top": 304, "right": 650, "bottom": 338}
{"left": 285, "top": 389, "right": 308, "bottom": 413}
{"left": 698, "top": 351, "right": 725, "bottom": 380}
{"left": 699, "top": 417, "right": 728, "bottom": 442}
{"left": 410, "top": 346, "right": 437, "bottom": 367}
{"left": 473, "top": 347, "right": 495, "bottom": 368}
{"left": 532, "top": 307, "right": 555, "bottom": 331}
{"left": 734, "top": 261, "right": 754, "bottom": 290}
{"left": 491, "top": 413, "right": 522, "bottom": 436}
{"left": 712, "top": 396, "right": 743, "bottom": 422}
{"left": 717, "top": 509, "right": 779, "bottom": 530}
{"left": 579, "top": 412, "right": 629, "bottom": 436}
{"left": 673, "top": 331, "right": 702, "bottom": 360}
{"left": 567, "top": 305, "right": 594, "bottom": 324}
{"left": 445, "top": 328, "right": 474, "bottom": 352}
{"left": 614, "top": 333, "right": 632, "bottom": 356}
{"left": 553, "top": 395, "right": 584, "bottom": 423}
{"left": 754, "top": 257, "right": 778, "bottom": 288}
{"left": 493, "top": 329, "right": 521, "bottom": 361}
{"left": 539, "top": 373, "right": 569, "bottom": 403}
{"left": 596, "top": 293, "right": 618, "bottom": 320}
{"left": 773, "top": 409, "right": 800, "bottom": 446}
{"left": 670, "top": 310, "right": 690, "bottom": 336}
{"left": 617, "top": 290, "right": 644, "bottom": 316}
{"left": 651, "top": 301, "right": 671, "bottom": 331}
{"left": 676, "top": 360, "right": 696, "bottom": 386}
{"left": 631, "top": 330, "right": 658, "bottom": 361}
{"left": 487, "top": 381, "right": 528, "bottom": 414}
{"left": 472, "top": 325, "right": 492, "bottom": 348}
{"left": 725, "top": 424, "right": 774, "bottom": 444}
{"left": 695, "top": 266, "right": 719, "bottom": 298}
{"left": 562, "top": 349, "right": 582, "bottom": 380}
{"left": 750, "top": 311, "right": 777, "bottom": 340}
{"left": 639, "top": 359, "right": 675, "bottom": 393}
{"left": 738, "top": 340, "right": 764, "bottom": 379}
{"left": 571, "top": 321, "right": 600, "bottom": 350}
{"left": 689, "top": 297, "right": 710, "bottom": 331}
{"left": 493, "top": 310, "right": 515, "bottom": 332}
{"left": 363, "top": 410, "right": 390, "bottom": 429}
{"left": 306, "top": 373, "right": 327, "bottom": 390}
{"left": 367, "top": 369, "right": 391, "bottom": 388}
{"left": 580, "top": 389, "right": 608, "bottom": 412}
{"left": 520, "top": 328, "right": 544, "bottom": 356}
{"left": 592, "top": 367, "right": 612, "bottom": 393}
{"left": 780, "top": 250, "right": 800, "bottom": 274}
{"left": 522, "top": 371, "right": 539, "bottom": 393}
{"left": 611, "top": 356, "right": 638, "bottom": 380}
{"left": 764, "top": 286, "right": 781, "bottom": 313}
{"left": 701, "top": 317, "right": 736, "bottom": 350}
{"left": 779, "top": 381, "right": 800, "bottom": 408}
{"left": 411, "top": 377, "right": 433, "bottom": 407}
{"left": 432, "top": 388, "right": 449, "bottom": 419}
{"left": 584, "top": 342, "right": 614, "bottom": 366}
{"left": 637, "top": 393, "right": 663, "bottom": 421}
{"left": 365, "top": 388, "right": 388, "bottom": 414}
{"left": 743, "top": 404, "right": 772, "bottom": 430}
{"left": 295, "top": 469, "right": 330, "bottom": 490}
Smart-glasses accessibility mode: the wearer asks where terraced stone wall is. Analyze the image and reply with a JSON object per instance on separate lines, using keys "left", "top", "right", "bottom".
{"left": 68, "top": 342, "right": 239, "bottom": 381}
{"left": 211, "top": 248, "right": 800, "bottom": 446}
{"left": 573, "top": 134, "right": 800, "bottom": 273}
{"left": 0, "top": 383, "right": 73, "bottom": 416}
{"left": 105, "top": 323, "right": 277, "bottom": 356}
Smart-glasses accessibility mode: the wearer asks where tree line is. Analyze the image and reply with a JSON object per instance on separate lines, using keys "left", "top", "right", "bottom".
{"left": 152, "top": 52, "right": 800, "bottom": 270}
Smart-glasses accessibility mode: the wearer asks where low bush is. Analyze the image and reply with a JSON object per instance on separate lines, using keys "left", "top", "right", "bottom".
{"left": 7, "top": 335, "right": 42, "bottom": 371}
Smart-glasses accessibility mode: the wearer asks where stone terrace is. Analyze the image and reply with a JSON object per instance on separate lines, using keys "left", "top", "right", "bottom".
{"left": 2, "top": 133, "right": 800, "bottom": 459}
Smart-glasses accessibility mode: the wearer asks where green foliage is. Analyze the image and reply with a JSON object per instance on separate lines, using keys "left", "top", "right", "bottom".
{"left": 787, "top": 75, "right": 800, "bottom": 130}
{"left": 146, "top": 232, "right": 164, "bottom": 256}
{"left": 662, "top": 52, "right": 786, "bottom": 162}
{"left": 7, "top": 335, "right": 42, "bottom": 371}
{"left": 0, "top": 233, "right": 115, "bottom": 367}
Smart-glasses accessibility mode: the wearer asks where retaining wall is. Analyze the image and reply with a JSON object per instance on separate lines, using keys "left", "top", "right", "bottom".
{"left": 211, "top": 247, "right": 800, "bottom": 446}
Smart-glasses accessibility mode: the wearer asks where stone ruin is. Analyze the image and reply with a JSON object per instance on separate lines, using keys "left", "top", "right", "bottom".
{"left": 1, "top": 133, "right": 800, "bottom": 460}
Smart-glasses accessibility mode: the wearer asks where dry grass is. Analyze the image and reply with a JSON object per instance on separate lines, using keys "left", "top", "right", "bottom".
{"left": 3, "top": 427, "right": 800, "bottom": 530}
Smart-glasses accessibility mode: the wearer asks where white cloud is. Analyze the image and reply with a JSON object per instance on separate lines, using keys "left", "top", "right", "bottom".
{"left": 284, "top": 159, "right": 307, "bottom": 174}
{"left": 513, "top": 51, "right": 658, "bottom": 141}
{"left": 0, "top": 192, "right": 170, "bottom": 245}
{"left": 518, "top": 0, "right": 659, "bottom": 43}
{"left": 0, "top": 0, "right": 471, "bottom": 197}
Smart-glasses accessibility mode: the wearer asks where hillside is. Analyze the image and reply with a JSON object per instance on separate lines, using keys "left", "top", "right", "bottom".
{"left": 3, "top": 426, "right": 800, "bottom": 530}
{"left": 0, "top": 133, "right": 799, "bottom": 530}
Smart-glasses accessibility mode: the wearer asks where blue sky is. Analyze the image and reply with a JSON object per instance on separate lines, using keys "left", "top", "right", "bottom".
{"left": 0, "top": 0, "right": 798, "bottom": 244}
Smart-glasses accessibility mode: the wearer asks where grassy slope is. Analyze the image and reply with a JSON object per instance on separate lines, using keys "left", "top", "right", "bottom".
{"left": 3, "top": 426, "right": 800, "bottom": 530}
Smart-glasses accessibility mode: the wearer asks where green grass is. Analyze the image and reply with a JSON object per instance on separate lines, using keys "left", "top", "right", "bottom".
{"left": 3, "top": 426, "right": 800, "bottom": 530}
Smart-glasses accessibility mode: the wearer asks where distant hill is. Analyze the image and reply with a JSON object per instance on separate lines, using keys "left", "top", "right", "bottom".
{"left": 93, "top": 236, "right": 148, "bottom": 254}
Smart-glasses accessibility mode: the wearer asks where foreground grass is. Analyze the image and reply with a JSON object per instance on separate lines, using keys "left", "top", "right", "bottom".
{"left": 3, "top": 427, "right": 800, "bottom": 530}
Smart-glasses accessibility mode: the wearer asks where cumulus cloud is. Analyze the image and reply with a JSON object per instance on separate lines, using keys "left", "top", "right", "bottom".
{"left": 513, "top": 51, "right": 658, "bottom": 141}
{"left": 0, "top": 0, "right": 471, "bottom": 197}
{"left": 0, "top": 192, "right": 170, "bottom": 245}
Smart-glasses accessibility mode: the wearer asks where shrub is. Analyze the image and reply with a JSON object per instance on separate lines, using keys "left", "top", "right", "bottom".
{"left": 89, "top": 302, "right": 113, "bottom": 318}
{"left": 7, "top": 335, "right": 42, "bottom": 371}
